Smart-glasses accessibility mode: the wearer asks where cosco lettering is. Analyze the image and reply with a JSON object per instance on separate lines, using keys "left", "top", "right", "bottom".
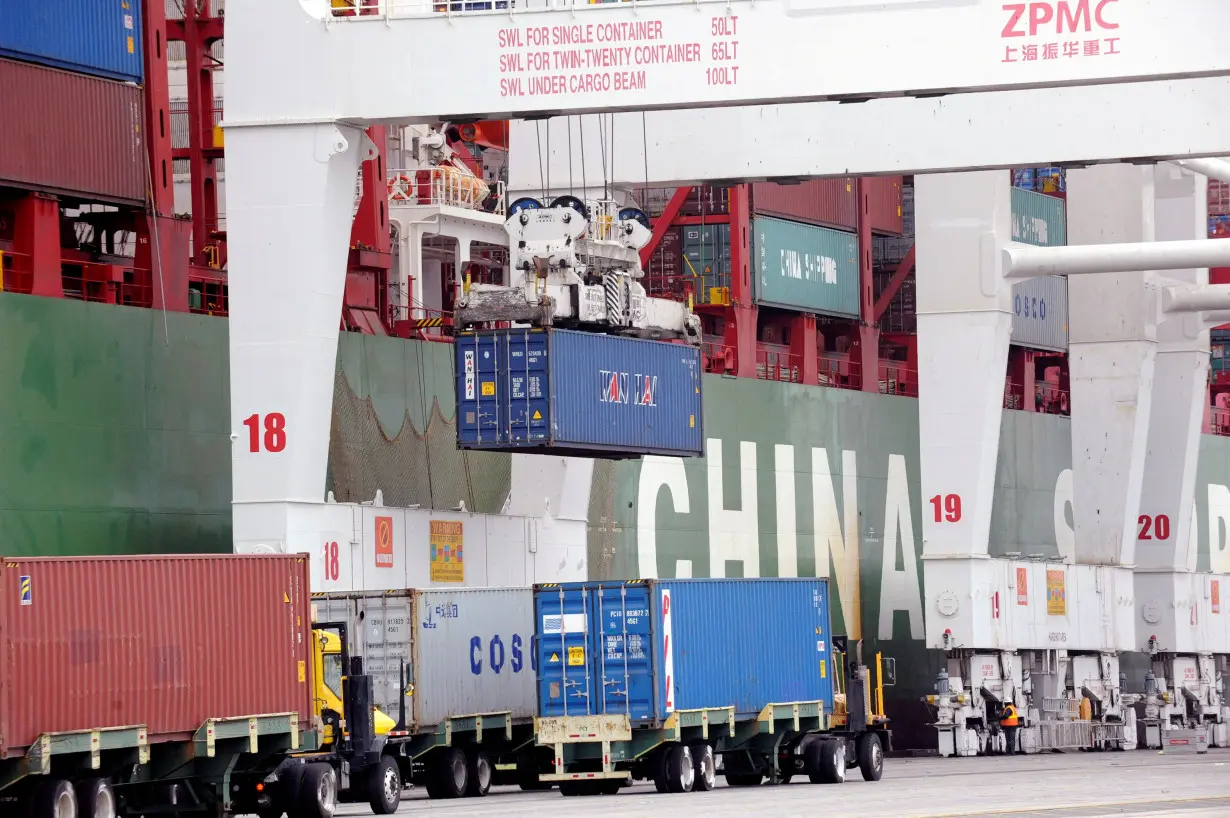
{"left": 469, "top": 633, "right": 534, "bottom": 675}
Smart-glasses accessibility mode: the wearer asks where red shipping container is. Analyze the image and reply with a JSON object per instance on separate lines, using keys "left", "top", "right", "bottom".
{"left": 0, "top": 58, "right": 145, "bottom": 205}
{"left": 751, "top": 178, "right": 858, "bottom": 231}
{"left": 0, "top": 555, "right": 314, "bottom": 757}
{"left": 866, "top": 176, "right": 904, "bottom": 235}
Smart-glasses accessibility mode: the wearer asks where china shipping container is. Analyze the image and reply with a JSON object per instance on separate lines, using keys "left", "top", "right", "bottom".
{"left": 752, "top": 215, "right": 860, "bottom": 317}
{"left": 534, "top": 578, "right": 835, "bottom": 722}
{"left": 311, "top": 588, "right": 538, "bottom": 731}
{"left": 0, "top": 555, "right": 314, "bottom": 757}
{"left": 455, "top": 328, "right": 704, "bottom": 459}
{"left": 1010, "top": 187, "right": 1069, "bottom": 352}
{"left": 0, "top": 58, "right": 145, "bottom": 204}
{"left": 0, "top": 0, "right": 144, "bottom": 83}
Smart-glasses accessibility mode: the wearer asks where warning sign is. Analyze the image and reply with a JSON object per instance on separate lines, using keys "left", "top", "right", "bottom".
{"left": 481, "top": 381, "right": 495, "bottom": 396}
{"left": 1016, "top": 566, "right": 1029, "bottom": 606}
{"left": 429, "top": 520, "right": 464, "bottom": 583}
{"left": 1213, "top": 580, "right": 1221, "bottom": 615}
{"left": 532, "top": 410, "right": 542, "bottom": 420}
{"left": 1046, "top": 569, "right": 1067, "bottom": 617}
{"left": 568, "top": 646, "right": 585, "bottom": 666}
{"left": 549, "top": 652, "right": 560, "bottom": 664}
{"left": 375, "top": 515, "right": 394, "bottom": 569}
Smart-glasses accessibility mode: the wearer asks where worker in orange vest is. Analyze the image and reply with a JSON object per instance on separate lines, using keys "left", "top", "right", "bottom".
{"left": 999, "top": 701, "right": 1021, "bottom": 755}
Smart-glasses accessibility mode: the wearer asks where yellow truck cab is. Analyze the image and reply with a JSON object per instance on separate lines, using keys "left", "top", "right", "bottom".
{"left": 312, "top": 628, "right": 399, "bottom": 739}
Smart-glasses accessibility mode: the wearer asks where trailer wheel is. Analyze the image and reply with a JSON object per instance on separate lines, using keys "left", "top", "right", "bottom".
{"left": 295, "top": 763, "right": 338, "bottom": 818}
{"left": 665, "top": 745, "right": 695, "bottom": 794}
{"left": 35, "top": 779, "right": 78, "bottom": 818}
{"left": 76, "top": 779, "right": 115, "bottom": 818}
{"left": 807, "top": 740, "right": 845, "bottom": 785}
{"left": 597, "top": 779, "right": 622, "bottom": 795}
{"left": 516, "top": 750, "right": 551, "bottom": 791}
{"left": 558, "top": 781, "right": 583, "bottom": 796}
{"left": 690, "top": 744, "right": 716, "bottom": 792}
{"left": 366, "top": 757, "right": 402, "bottom": 814}
{"left": 465, "top": 748, "right": 493, "bottom": 797}
{"left": 724, "top": 773, "right": 763, "bottom": 787}
{"left": 858, "top": 733, "right": 884, "bottom": 782}
{"left": 425, "top": 747, "right": 468, "bottom": 799}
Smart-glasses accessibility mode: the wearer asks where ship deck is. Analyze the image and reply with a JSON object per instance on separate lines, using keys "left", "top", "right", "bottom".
{"left": 327, "top": 750, "right": 1230, "bottom": 817}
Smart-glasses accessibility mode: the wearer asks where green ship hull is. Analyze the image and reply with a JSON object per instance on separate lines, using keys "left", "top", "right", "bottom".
{"left": 6, "top": 293, "right": 1230, "bottom": 749}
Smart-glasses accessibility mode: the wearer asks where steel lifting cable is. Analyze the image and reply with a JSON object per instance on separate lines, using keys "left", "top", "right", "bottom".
{"left": 568, "top": 117, "right": 574, "bottom": 196}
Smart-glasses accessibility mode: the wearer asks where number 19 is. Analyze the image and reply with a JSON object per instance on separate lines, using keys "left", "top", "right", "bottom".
{"left": 930, "top": 494, "right": 962, "bottom": 523}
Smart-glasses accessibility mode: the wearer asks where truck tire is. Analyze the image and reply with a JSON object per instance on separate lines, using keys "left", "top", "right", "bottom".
{"left": 366, "top": 757, "right": 402, "bottom": 814}
{"left": 690, "top": 744, "right": 716, "bottom": 792}
{"left": 858, "top": 733, "right": 884, "bottom": 782}
{"left": 295, "top": 763, "right": 338, "bottom": 818}
{"left": 597, "top": 779, "right": 622, "bottom": 795}
{"left": 516, "top": 750, "right": 551, "bottom": 791}
{"left": 665, "top": 745, "right": 695, "bottom": 794}
{"left": 34, "top": 779, "right": 78, "bottom": 818}
{"left": 424, "top": 747, "right": 467, "bottom": 799}
{"left": 465, "top": 748, "right": 493, "bottom": 797}
{"left": 76, "top": 779, "right": 115, "bottom": 818}
{"left": 724, "top": 772, "right": 763, "bottom": 787}
{"left": 807, "top": 740, "right": 845, "bottom": 785}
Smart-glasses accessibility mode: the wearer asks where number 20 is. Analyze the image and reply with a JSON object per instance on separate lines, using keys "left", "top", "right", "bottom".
{"left": 1138, "top": 514, "right": 1170, "bottom": 541}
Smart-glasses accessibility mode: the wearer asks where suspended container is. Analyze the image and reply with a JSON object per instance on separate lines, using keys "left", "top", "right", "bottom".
{"left": 455, "top": 328, "right": 704, "bottom": 459}
{"left": 751, "top": 216, "right": 860, "bottom": 317}
{"left": 752, "top": 178, "right": 858, "bottom": 231}
{"left": 0, "top": 0, "right": 144, "bottom": 83}
{"left": 1009, "top": 187, "right": 1069, "bottom": 352}
{"left": 866, "top": 176, "right": 905, "bottom": 235}
{"left": 534, "top": 578, "right": 835, "bottom": 723}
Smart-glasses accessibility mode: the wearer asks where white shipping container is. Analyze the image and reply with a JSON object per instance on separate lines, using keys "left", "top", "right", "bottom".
{"left": 312, "top": 587, "right": 538, "bottom": 732}
{"left": 1010, "top": 275, "right": 1069, "bottom": 352}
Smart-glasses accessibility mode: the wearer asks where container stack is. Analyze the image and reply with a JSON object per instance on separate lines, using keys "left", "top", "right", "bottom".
{"left": 1013, "top": 166, "right": 1066, "bottom": 197}
{"left": 0, "top": 3, "right": 146, "bottom": 205}
{"left": 1211, "top": 179, "right": 1230, "bottom": 239}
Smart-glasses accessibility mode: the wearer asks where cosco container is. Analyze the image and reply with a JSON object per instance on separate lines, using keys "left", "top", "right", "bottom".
{"left": 752, "top": 216, "right": 860, "bottom": 317}
{"left": 534, "top": 578, "right": 835, "bottom": 723}
{"left": 0, "top": 0, "right": 144, "bottom": 83}
{"left": 311, "top": 588, "right": 537, "bottom": 731}
{"left": 455, "top": 328, "right": 704, "bottom": 459}
{"left": 1010, "top": 187, "right": 1069, "bottom": 351}
{"left": 0, "top": 58, "right": 145, "bottom": 204}
{"left": 0, "top": 555, "right": 314, "bottom": 757}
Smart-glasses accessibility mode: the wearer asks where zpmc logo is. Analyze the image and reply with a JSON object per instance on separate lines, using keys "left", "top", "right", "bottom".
{"left": 375, "top": 516, "right": 394, "bottom": 569}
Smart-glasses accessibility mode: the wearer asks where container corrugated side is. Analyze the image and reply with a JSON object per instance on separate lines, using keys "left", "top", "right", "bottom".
{"left": 534, "top": 579, "right": 835, "bottom": 723}
{"left": 866, "top": 176, "right": 905, "bottom": 235}
{"left": 0, "top": 58, "right": 145, "bottom": 204}
{"left": 0, "top": 555, "right": 313, "bottom": 757}
{"left": 455, "top": 329, "right": 704, "bottom": 458}
{"left": 1009, "top": 188, "right": 1069, "bottom": 351}
{"left": 413, "top": 587, "right": 538, "bottom": 728}
{"left": 751, "top": 179, "right": 857, "bottom": 231}
{"left": 752, "top": 216, "right": 860, "bottom": 317}
{"left": 0, "top": 0, "right": 144, "bottom": 83}
{"left": 1011, "top": 275, "right": 1069, "bottom": 352}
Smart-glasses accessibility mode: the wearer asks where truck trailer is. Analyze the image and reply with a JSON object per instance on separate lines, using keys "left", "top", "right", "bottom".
{"left": 305, "top": 587, "right": 545, "bottom": 803}
{"left": 532, "top": 577, "right": 894, "bottom": 795}
{"left": 0, "top": 555, "right": 337, "bottom": 818}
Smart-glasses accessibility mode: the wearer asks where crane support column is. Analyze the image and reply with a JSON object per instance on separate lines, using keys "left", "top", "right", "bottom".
{"left": 1133, "top": 165, "right": 1230, "bottom": 749}
{"left": 225, "top": 122, "right": 375, "bottom": 566}
{"left": 1065, "top": 165, "right": 1158, "bottom": 569}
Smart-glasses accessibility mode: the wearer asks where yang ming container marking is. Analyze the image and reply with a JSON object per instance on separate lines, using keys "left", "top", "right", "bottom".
{"left": 455, "top": 328, "right": 704, "bottom": 459}
{"left": 0, "top": 0, "right": 145, "bottom": 83}
{"left": 312, "top": 588, "right": 538, "bottom": 730}
{"left": 752, "top": 216, "right": 859, "bottom": 317}
{"left": 534, "top": 578, "right": 835, "bottom": 723}
{"left": 1010, "top": 188, "right": 1069, "bottom": 352}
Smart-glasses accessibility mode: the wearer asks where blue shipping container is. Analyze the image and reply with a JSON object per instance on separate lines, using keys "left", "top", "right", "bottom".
{"left": 534, "top": 578, "right": 835, "bottom": 723}
{"left": 0, "top": 1, "right": 144, "bottom": 83}
{"left": 455, "top": 328, "right": 704, "bottom": 458}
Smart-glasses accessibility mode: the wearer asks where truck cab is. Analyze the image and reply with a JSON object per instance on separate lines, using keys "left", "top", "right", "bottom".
{"left": 312, "top": 628, "right": 398, "bottom": 741}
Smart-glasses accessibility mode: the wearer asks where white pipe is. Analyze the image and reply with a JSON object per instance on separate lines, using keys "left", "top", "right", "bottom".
{"left": 1002, "top": 239, "right": 1230, "bottom": 280}
{"left": 1175, "top": 157, "right": 1230, "bottom": 185}
{"left": 1201, "top": 310, "right": 1230, "bottom": 326}
{"left": 1163, "top": 285, "right": 1230, "bottom": 314}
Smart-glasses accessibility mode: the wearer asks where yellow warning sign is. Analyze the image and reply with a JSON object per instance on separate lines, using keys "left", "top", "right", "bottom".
{"left": 820, "top": 659, "right": 826, "bottom": 679}
{"left": 568, "top": 646, "right": 585, "bottom": 666}
{"left": 481, "top": 381, "right": 495, "bottom": 396}
{"left": 549, "top": 652, "right": 560, "bottom": 664}
{"left": 532, "top": 410, "right": 542, "bottom": 420}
